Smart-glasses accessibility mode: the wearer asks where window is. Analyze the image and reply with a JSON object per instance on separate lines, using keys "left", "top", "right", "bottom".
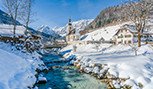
{"left": 118, "top": 36, "right": 123, "bottom": 38}
{"left": 128, "top": 40, "right": 132, "bottom": 43}
{"left": 118, "top": 41, "right": 122, "bottom": 44}
{"left": 118, "top": 34, "right": 123, "bottom": 38}
{"left": 143, "top": 36, "right": 147, "bottom": 38}
{"left": 125, "top": 35, "right": 131, "bottom": 38}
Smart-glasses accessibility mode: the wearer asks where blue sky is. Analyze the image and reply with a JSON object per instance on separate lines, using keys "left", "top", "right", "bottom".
{"left": 0, "top": 0, "right": 122, "bottom": 29}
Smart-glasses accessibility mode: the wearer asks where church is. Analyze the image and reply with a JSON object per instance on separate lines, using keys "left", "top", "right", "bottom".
{"left": 66, "top": 18, "right": 80, "bottom": 42}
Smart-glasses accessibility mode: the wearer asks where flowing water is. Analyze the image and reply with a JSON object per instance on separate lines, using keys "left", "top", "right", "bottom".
{"left": 36, "top": 54, "right": 107, "bottom": 89}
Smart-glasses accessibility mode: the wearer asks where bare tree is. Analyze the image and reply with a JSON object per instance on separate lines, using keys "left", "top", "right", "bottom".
{"left": 3, "top": 0, "right": 22, "bottom": 39}
{"left": 19, "top": 0, "right": 34, "bottom": 35}
{"left": 95, "top": 43, "right": 99, "bottom": 52}
{"left": 129, "top": 44, "right": 138, "bottom": 56}
{"left": 121, "top": 0, "right": 153, "bottom": 47}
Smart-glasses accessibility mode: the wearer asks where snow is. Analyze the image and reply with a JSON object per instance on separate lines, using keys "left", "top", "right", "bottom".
{"left": 58, "top": 20, "right": 153, "bottom": 88}
{"left": 34, "top": 86, "right": 39, "bottom": 89}
{"left": 0, "top": 49, "right": 35, "bottom": 89}
{"left": 84, "top": 68, "right": 93, "bottom": 73}
{"left": 92, "top": 67, "right": 99, "bottom": 74}
{"left": 60, "top": 43, "right": 153, "bottom": 89}
{"left": 0, "top": 24, "right": 25, "bottom": 36}
{"left": 81, "top": 21, "right": 152, "bottom": 42}
{"left": 37, "top": 74, "right": 47, "bottom": 83}
{"left": 113, "top": 80, "right": 120, "bottom": 88}
{"left": 1, "top": 17, "right": 153, "bottom": 88}
{"left": 37, "top": 25, "right": 55, "bottom": 35}
{"left": 100, "top": 67, "right": 108, "bottom": 74}
{"left": 82, "top": 22, "right": 131, "bottom": 41}
{"left": 0, "top": 42, "right": 46, "bottom": 89}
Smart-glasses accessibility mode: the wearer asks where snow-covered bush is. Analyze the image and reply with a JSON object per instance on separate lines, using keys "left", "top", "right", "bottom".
{"left": 24, "top": 35, "right": 42, "bottom": 53}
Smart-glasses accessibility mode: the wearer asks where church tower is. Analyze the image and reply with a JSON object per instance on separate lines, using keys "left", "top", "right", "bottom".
{"left": 67, "top": 18, "right": 72, "bottom": 35}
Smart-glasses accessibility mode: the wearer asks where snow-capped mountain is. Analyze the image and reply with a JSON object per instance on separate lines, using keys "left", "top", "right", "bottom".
{"left": 54, "top": 19, "right": 93, "bottom": 37}
{"left": 37, "top": 25, "right": 61, "bottom": 43}
{"left": 37, "top": 25, "right": 55, "bottom": 35}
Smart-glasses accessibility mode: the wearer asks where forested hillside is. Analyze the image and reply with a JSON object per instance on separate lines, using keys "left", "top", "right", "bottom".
{"left": 84, "top": 4, "right": 127, "bottom": 31}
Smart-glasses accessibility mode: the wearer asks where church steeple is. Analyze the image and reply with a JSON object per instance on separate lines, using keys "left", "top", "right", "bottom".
{"left": 67, "top": 18, "right": 72, "bottom": 35}
{"left": 69, "top": 18, "right": 71, "bottom": 23}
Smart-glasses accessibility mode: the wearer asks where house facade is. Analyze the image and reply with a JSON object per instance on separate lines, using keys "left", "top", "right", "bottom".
{"left": 113, "top": 27, "right": 135, "bottom": 44}
{"left": 66, "top": 18, "right": 80, "bottom": 42}
{"left": 113, "top": 25, "right": 153, "bottom": 44}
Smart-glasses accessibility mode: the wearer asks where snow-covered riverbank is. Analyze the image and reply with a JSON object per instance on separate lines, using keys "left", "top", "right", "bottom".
{"left": 60, "top": 43, "right": 153, "bottom": 89}
{"left": 0, "top": 42, "right": 46, "bottom": 89}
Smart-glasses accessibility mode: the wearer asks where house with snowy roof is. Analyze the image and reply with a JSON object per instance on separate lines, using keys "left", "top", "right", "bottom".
{"left": 113, "top": 24, "right": 153, "bottom": 44}
{"left": 66, "top": 18, "right": 80, "bottom": 42}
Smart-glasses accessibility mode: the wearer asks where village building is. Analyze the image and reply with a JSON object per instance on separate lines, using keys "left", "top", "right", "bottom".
{"left": 66, "top": 18, "right": 80, "bottom": 42}
{"left": 113, "top": 25, "right": 153, "bottom": 44}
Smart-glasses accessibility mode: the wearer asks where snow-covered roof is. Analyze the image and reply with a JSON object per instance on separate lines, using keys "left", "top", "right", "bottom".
{"left": 124, "top": 24, "right": 137, "bottom": 33}
{"left": 114, "top": 24, "right": 153, "bottom": 36}
{"left": 0, "top": 24, "right": 25, "bottom": 37}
